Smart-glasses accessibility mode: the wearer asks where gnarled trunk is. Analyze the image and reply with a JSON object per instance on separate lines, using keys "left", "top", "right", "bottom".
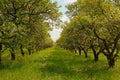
{"left": 91, "top": 46, "right": 99, "bottom": 61}
{"left": 107, "top": 55, "right": 115, "bottom": 68}
{"left": 108, "top": 58, "right": 115, "bottom": 68}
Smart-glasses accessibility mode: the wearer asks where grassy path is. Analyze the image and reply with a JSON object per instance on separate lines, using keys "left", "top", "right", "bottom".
{"left": 0, "top": 48, "right": 120, "bottom": 80}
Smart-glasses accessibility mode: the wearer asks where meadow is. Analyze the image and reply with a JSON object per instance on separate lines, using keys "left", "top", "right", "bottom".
{"left": 0, "top": 48, "right": 120, "bottom": 80}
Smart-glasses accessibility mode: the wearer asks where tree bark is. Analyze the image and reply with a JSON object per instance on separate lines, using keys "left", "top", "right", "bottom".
{"left": 74, "top": 49, "right": 77, "bottom": 53}
{"left": 28, "top": 48, "right": 31, "bottom": 55}
{"left": 10, "top": 48, "right": 15, "bottom": 60}
{"left": 91, "top": 46, "right": 99, "bottom": 61}
{"left": 94, "top": 54, "right": 99, "bottom": 61}
{"left": 107, "top": 55, "right": 115, "bottom": 68}
{"left": 83, "top": 49, "right": 88, "bottom": 58}
{"left": 0, "top": 44, "right": 2, "bottom": 64}
{"left": 0, "top": 53, "right": 1, "bottom": 64}
{"left": 108, "top": 58, "right": 115, "bottom": 68}
{"left": 20, "top": 45, "right": 24, "bottom": 56}
{"left": 103, "top": 51, "right": 116, "bottom": 68}
{"left": 0, "top": 44, "right": 2, "bottom": 51}
{"left": 78, "top": 47, "right": 81, "bottom": 55}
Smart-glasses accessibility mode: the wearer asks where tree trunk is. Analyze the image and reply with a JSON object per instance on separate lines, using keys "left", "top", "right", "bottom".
{"left": 0, "top": 53, "right": 1, "bottom": 64}
{"left": 0, "top": 44, "right": 2, "bottom": 64}
{"left": 91, "top": 46, "right": 99, "bottom": 61}
{"left": 0, "top": 44, "right": 2, "bottom": 51}
{"left": 94, "top": 54, "right": 99, "bottom": 61}
{"left": 108, "top": 58, "right": 115, "bottom": 68}
{"left": 10, "top": 48, "right": 15, "bottom": 60}
{"left": 28, "top": 48, "right": 31, "bottom": 55}
{"left": 20, "top": 45, "right": 24, "bottom": 56}
{"left": 74, "top": 49, "right": 77, "bottom": 53}
{"left": 107, "top": 55, "right": 115, "bottom": 68}
{"left": 83, "top": 49, "right": 88, "bottom": 58}
{"left": 78, "top": 48, "right": 81, "bottom": 55}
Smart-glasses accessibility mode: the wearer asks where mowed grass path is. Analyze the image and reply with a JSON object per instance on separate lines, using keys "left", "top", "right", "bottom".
{"left": 0, "top": 48, "right": 120, "bottom": 80}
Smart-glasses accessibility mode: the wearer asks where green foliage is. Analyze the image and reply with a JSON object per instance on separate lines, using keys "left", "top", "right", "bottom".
{"left": 57, "top": 0, "right": 120, "bottom": 67}
{"left": 0, "top": 0, "right": 61, "bottom": 61}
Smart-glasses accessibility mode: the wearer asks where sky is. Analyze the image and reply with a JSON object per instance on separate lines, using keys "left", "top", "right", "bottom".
{"left": 49, "top": 0, "right": 77, "bottom": 42}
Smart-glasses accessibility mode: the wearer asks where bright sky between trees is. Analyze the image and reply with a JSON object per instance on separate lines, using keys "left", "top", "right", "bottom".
{"left": 49, "top": 0, "right": 77, "bottom": 42}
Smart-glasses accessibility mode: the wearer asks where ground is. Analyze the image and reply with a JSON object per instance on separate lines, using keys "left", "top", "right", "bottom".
{"left": 0, "top": 48, "right": 120, "bottom": 80}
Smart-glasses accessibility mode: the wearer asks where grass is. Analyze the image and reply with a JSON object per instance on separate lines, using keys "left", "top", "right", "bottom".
{"left": 0, "top": 48, "right": 120, "bottom": 80}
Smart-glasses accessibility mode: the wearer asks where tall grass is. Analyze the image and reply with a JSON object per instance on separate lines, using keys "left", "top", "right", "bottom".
{"left": 0, "top": 48, "right": 120, "bottom": 80}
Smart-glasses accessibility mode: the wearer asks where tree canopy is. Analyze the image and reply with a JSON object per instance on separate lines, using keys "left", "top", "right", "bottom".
{"left": 0, "top": 0, "right": 61, "bottom": 62}
{"left": 56, "top": 0, "right": 120, "bottom": 68}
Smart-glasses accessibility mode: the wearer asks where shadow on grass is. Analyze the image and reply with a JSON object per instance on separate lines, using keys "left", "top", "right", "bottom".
{"left": 0, "top": 60, "right": 24, "bottom": 70}
{"left": 39, "top": 49, "right": 115, "bottom": 80}
{"left": 40, "top": 50, "right": 77, "bottom": 76}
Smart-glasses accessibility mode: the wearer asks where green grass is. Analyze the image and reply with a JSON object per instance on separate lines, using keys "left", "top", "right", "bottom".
{"left": 0, "top": 48, "right": 120, "bottom": 80}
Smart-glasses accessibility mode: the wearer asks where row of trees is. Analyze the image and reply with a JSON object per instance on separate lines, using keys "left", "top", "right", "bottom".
{"left": 0, "top": 0, "right": 61, "bottom": 63}
{"left": 56, "top": 0, "right": 120, "bottom": 68}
